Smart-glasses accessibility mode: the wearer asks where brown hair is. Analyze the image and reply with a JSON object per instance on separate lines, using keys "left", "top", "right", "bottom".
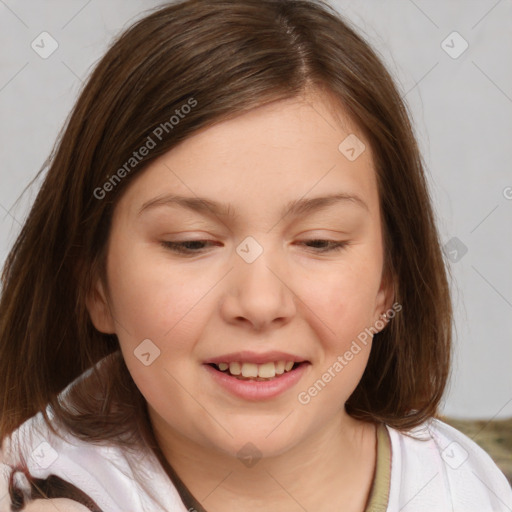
{"left": 0, "top": 0, "right": 452, "bottom": 453}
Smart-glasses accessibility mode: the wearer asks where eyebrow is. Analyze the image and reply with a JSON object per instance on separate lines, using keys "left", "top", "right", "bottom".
{"left": 138, "top": 192, "right": 369, "bottom": 219}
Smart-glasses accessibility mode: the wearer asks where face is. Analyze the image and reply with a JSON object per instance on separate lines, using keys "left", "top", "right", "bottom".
{"left": 87, "top": 91, "right": 393, "bottom": 459}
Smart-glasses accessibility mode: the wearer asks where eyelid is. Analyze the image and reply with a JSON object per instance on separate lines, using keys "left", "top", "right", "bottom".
{"left": 160, "top": 237, "right": 350, "bottom": 256}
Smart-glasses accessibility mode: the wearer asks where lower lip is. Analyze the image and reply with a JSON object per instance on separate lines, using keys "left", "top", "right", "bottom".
{"left": 203, "top": 363, "right": 309, "bottom": 401}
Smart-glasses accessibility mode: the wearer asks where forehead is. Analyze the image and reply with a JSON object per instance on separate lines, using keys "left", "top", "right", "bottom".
{"left": 117, "top": 92, "right": 379, "bottom": 221}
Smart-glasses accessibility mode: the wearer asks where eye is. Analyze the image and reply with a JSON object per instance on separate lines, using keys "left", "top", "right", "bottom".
{"left": 161, "top": 239, "right": 349, "bottom": 256}
{"left": 298, "top": 239, "right": 349, "bottom": 253}
{"left": 161, "top": 240, "right": 218, "bottom": 255}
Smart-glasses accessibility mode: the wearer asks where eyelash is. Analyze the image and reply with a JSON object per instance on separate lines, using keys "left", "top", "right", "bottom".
{"left": 161, "top": 239, "right": 349, "bottom": 255}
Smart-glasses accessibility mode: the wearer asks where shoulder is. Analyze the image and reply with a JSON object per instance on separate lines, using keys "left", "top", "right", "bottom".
{"left": 0, "top": 410, "right": 103, "bottom": 511}
{"left": 385, "top": 418, "right": 512, "bottom": 512}
{"left": 1, "top": 407, "right": 190, "bottom": 512}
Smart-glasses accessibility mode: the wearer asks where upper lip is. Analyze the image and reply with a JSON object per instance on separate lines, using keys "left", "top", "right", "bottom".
{"left": 204, "top": 351, "right": 308, "bottom": 365}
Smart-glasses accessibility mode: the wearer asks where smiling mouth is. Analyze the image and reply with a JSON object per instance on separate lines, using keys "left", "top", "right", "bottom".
{"left": 207, "top": 361, "right": 306, "bottom": 381}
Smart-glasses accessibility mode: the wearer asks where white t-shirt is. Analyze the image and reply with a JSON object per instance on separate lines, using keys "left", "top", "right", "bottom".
{"left": 1, "top": 406, "right": 511, "bottom": 511}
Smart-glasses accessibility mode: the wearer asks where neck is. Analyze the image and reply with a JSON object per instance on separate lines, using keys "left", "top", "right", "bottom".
{"left": 148, "top": 409, "right": 377, "bottom": 512}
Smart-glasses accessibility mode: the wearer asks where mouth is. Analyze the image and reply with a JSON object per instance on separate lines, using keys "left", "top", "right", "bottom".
{"left": 203, "top": 351, "right": 311, "bottom": 399}
{"left": 207, "top": 360, "right": 306, "bottom": 381}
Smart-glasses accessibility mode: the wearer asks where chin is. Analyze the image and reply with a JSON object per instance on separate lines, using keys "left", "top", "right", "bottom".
{"left": 198, "top": 416, "right": 308, "bottom": 461}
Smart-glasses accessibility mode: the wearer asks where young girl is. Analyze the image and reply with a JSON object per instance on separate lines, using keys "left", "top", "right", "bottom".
{"left": 0, "top": 0, "right": 510, "bottom": 511}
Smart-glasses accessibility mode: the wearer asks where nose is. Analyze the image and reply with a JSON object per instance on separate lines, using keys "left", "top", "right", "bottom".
{"left": 220, "top": 241, "right": 297, "bottom": 332}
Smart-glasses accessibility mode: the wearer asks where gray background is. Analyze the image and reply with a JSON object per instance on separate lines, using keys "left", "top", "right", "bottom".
{"left": 0, "top": 0, "right": 511, "bottom": 419}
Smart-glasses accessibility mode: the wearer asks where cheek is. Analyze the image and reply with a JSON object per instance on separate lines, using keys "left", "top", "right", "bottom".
{"left": 304, "top": 256, "right": 382, "bottom": 335}
{"left": 105, "top": 241, "right": 205, "bottom": 425}
{"left": 295, "top": 249, "right": 382, "bottom": 403}
{"left": 105, "top": 237, "right": 203, "bottom": 343}
{"left": 296, "top": 268, "right": 375, "bottom": 410}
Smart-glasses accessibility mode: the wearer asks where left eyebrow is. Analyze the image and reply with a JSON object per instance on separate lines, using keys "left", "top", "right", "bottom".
{"left": 137, "top": 192, "right": 369, "bottom": 219}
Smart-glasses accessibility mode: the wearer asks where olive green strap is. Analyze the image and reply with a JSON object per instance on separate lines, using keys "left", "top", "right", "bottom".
{"left": 364, "top": 422, "right": 392, "bottom": 512}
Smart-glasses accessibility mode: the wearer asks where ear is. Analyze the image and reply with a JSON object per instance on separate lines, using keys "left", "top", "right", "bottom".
{"left": 85, "top": 276, "right": 116, "bottom": 334}
{"left": 372, "top": 265, "right": 395, "bottom": 328}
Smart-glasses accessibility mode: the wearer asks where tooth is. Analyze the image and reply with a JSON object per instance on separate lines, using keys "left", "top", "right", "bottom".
{"left": 218, "top": 363, "right": 228, "bottom": 371}
{"left": 241, "top": 363, "right": 258, "bottom": 378}
{"left": 229, "top": 362, "right": 241, "bottom": 375}
{"left": 275, "top": 361, "right": 285, "bottom": 374}
{"left": 284, "top": 361, "right": 294, "bottom": 372}
{"left": 258, "top": 362, "right": 276, "bottom": 379}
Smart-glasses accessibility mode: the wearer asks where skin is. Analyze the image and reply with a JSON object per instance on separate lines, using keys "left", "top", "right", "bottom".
{"left": 24, "top": 500, "right": 90, "bottom": 512}
{"left": 87, "top": 89, "right": 394, "bottom": 512}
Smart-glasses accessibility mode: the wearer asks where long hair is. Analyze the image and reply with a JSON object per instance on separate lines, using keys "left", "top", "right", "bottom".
{"left": 0, "top": 0, "right": 452, "bottom": 453}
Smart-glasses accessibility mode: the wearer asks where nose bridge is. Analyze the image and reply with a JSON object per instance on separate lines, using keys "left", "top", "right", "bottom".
{"left": 225, "top": 233, "right": 295, "bottom": 328}
{"left": 235, "top": 233, "right": 284, "bottom": 292}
